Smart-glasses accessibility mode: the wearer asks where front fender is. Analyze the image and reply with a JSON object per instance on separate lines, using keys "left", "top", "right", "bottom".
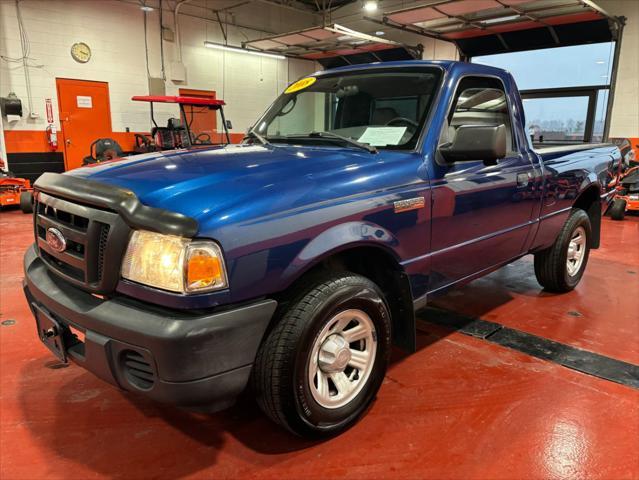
{"left": 281, "top": 221, "right": 400, "bottom": 284}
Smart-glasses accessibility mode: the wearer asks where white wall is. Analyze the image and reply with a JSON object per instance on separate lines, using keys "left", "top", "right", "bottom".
{"left": 0, "top": 0, "right": 317, "bottom": 135}
{"left": 598, "top": 0, "right": 639, "bottom": 138}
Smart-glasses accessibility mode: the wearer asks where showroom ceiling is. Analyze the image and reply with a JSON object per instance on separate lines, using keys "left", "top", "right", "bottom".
{"left": 294, "top": 0, "right": 358, "bottom": 11}
{"left": 242, "top": 23, "right": 420, "bottom": 62}
{"left": 384, "top": 0, "right": 612, "bottom": 39}
{"left": 128, "top": 0, "right": 624, "bottom": 60}
{"left": 376, "top": 0, "right": 624, "bottom": 56}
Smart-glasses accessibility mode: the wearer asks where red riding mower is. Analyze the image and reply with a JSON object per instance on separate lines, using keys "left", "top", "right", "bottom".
{"left": 81, "top": 95, "right": 230, "bottom": 166}
{"left": 0, "top": 161, "right": 33, "bottom": 213}
{"left": 609, "top": 166, "right": 639, "bottom": 221}
{"left": 131, "top": 95, "right": 231, "bottom": 151}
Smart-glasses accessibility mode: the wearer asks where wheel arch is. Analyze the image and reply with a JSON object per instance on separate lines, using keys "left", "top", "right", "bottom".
{"left": 279, "top": 226, "right": 416, "bottom": 352}
{"left": 573, "top": 183, "right": 602, "bottom": 248}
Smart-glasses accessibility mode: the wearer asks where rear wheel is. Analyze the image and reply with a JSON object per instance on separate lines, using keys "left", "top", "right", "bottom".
{"left": 609, "top": 198, "right": 626, "bottom": 220}
{"left": 252, "top": 272, "right": 391, "bottom": 438}
{"left": 534, "top": 209, "right": 591, "bottom": 292}
{"left": 19, "top": 191, "right": 33, "bottom": 213}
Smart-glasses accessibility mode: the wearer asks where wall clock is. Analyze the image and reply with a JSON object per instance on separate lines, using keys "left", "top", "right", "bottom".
{"left": 71, "top": 42, "right": 91, "bottom": 63}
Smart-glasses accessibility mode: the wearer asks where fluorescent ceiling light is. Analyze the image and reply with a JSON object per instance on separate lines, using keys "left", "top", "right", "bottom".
{"left": 325, "top": 24, "right": 399, "bottom": 46}
{"left": 375, "top": 31, "right": 385, "bottom": 36}
{"left": 203, "top": 42, "right": 285, "bottom": 60}
{"left": 481, "top": 14, "right": 520, "bottom": 25}
{"left": 140, "top": 5, "right": 154, "bottom": 11}
{"left": 363, "top": 1, "right": 378, "bottom": 12}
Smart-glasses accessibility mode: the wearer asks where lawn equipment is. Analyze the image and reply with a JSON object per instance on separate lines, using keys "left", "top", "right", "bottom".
{"left": 0, "top": 167, "right": 33, "bottom": 213}
{"left": 82, "top": 138, "right": 125, "bottom": 165}
{"left": 613, "top": 137, "right": 638, "bottom": 168}
{"left": 609, "top": 165, "right": 639, "bottom": 221}
{"left": 131, "top": 95, "right": 231, "bottom": 151}
{"left": 134, "top": 133, "right": 154, "bottom": 154}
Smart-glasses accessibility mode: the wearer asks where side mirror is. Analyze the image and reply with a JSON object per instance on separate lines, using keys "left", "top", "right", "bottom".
{"left": 439, "top": 124, "right": 507, "bottom": 164}
{"left": 225, "top": 120, "right": 233, "bottom": 129}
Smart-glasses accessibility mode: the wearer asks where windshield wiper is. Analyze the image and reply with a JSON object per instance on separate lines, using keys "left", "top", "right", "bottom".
{"left": 244, "top": 128, "right": 269, "bottom": 146}
{"left": 288, "top": 131, "right": 378, "bottom": 154}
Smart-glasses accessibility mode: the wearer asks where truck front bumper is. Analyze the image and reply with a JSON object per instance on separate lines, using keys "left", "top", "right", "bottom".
{"left": 23, "top": 244, "right": 277, "bottom": 409}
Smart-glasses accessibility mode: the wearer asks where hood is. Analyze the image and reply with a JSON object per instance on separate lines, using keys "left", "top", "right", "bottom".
{"left": 69, "top": 144, "right": 418, "bottom": 232}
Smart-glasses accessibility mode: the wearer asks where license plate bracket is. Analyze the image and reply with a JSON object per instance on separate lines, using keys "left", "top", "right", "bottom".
{"left": 34, "top": 304, "right": 68, "bottom": 363}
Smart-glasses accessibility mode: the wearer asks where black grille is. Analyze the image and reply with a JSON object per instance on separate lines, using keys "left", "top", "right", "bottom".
{"left": 38, "top": 201, "right": 89, "bottom": 229}
{"left": 97, "top": 223, "right": 110, "bottom": 281}
{"left": 122, "top": 350, "right": 155, "bottom": 390}
{"left": 33, "top": 191, "right": 129, "bottom": 293}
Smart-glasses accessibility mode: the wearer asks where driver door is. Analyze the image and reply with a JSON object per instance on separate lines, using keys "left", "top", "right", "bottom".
{"left": 428, "top": 76, "right": 537, "bottom": 292}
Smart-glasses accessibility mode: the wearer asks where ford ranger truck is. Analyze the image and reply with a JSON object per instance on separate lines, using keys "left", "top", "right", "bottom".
{"left": 23, "top": 61, "right": 621, "bottom": 438}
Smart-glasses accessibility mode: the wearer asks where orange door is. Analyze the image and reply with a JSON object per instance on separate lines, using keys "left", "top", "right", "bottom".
{"left": 56, "top": 79, "right": 112, "bottom": 170}
{"left": 178, "top": 88, "right": 219, "bottom": 143}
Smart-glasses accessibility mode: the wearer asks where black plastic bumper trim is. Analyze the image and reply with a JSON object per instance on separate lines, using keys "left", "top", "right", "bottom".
{"left": 34, "top": 172, "right": 198, "bottom": 237}
{"left": 24, "top": 245, "right": 278, "bottom": 406}
{"left": 420, "top": 307, "right": 639, "bottom": 390}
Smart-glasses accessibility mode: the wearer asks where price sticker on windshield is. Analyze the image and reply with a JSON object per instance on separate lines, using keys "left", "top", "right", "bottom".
{"left": 285, "top": 77, "right": 316, "bottom": 94}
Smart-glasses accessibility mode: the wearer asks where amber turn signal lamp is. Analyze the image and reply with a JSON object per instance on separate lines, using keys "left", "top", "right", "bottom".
{"left": 187, "top": 251, "right": 223, "bottom": 290}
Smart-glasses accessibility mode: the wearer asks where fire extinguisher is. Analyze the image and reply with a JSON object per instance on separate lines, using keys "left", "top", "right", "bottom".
{"left": 46, "top": 124, "right": 58, "bottom": 151}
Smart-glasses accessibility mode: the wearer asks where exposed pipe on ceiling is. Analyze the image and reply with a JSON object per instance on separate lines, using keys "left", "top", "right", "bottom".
{"left": 174, "top": 0, "right": 193, "bottom": 63}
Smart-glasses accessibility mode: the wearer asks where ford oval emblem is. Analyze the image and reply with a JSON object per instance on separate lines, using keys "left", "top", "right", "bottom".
{"left": 46, "top": 228, "right": 67, "bottom": 253}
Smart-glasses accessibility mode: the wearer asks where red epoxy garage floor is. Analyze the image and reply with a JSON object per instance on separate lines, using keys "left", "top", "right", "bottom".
{"left": 1, "top": 209, "right": 638, "bottom": 479}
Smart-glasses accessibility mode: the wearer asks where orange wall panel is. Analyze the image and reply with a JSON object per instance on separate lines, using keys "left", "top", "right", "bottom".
{"left": 5, "top": 130, "right": 245, "bottom": 168}
{"left": 4, "top": 130, "right": 56, "bottom": 154}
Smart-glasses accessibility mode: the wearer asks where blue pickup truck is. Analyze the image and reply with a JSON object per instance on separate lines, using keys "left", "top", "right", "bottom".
{"left": 24, "top": 60, "right": 620, "bottom": 437}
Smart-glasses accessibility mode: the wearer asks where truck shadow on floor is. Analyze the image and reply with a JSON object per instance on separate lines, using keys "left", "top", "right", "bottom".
{"left": 17, "top": 357, "right": 322, "bottom": 478}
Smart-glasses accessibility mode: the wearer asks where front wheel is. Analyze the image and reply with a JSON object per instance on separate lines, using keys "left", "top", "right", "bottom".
{"left": 534, "top": 209, "right": 591, "bottom": 292}
{"left": 252, "top": 272, "right": 391, "bottom": 438}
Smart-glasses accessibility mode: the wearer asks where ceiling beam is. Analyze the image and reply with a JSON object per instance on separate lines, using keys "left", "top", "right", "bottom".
{"left": 364, "top": 15, "right": 454, "bottom": 43}
{"left": 578, "top": 0, "right": 623, "bottom": 25}
{"left": 252, "top": 0, "right": 320, "bottom": 16}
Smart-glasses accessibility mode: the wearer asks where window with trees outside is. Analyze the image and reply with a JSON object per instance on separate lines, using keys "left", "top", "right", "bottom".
{"left": 473, "top": 42, "right": 614, "bottom": 144}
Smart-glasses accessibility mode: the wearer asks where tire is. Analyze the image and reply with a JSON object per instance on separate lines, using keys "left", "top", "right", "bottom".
{"left": 252, "top": 272, "right": 391, "bottom": 438}
{"left": 19, "top": 191, "right": 33, "bottom": 214}
{"left": 609, "top": 198, "right": 626, "bottom": 221}
{"left": 534, "top": 209, "right": 591, "bottom": 292}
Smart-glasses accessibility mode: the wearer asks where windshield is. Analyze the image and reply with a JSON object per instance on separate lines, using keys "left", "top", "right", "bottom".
{"left": 180, "top": 105, "right": 229, "bottom": 146}
{"left": 253, "top": 67, "right": 442, "bottom": 150}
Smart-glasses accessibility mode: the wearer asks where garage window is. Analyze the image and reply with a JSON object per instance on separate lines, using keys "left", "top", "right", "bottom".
{"left": 473, "top": 42, "right": 614, "bottom": 144}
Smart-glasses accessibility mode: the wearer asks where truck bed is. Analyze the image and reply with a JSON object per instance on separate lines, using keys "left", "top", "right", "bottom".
{"left": 534, "top": 143, "right": 618, "bottom": 162}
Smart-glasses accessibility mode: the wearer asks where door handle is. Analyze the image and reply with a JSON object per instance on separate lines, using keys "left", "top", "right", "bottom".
{"left": 66, "top": 139, "right": 72, "bottom": 146}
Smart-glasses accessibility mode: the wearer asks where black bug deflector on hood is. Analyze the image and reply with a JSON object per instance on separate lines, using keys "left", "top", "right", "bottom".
{"left": 34, "top": 172, "right": 199, "bottom": 238}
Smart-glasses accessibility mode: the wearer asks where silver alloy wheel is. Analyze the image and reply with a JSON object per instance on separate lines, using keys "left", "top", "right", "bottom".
{"left": 566, "top": 226, "right": 586, "bottom": 276}
{"left": 308, "top": 309, "right": 377, "bottom": 409}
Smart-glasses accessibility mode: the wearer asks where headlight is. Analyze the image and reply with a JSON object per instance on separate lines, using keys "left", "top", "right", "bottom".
{"left": 121, "top": 230, "right": 228, "bottom": 293}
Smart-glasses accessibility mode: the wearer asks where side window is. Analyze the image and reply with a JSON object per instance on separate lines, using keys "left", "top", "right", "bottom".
{"left": 442, "top": 76, "right": 517, "bottom": 155}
